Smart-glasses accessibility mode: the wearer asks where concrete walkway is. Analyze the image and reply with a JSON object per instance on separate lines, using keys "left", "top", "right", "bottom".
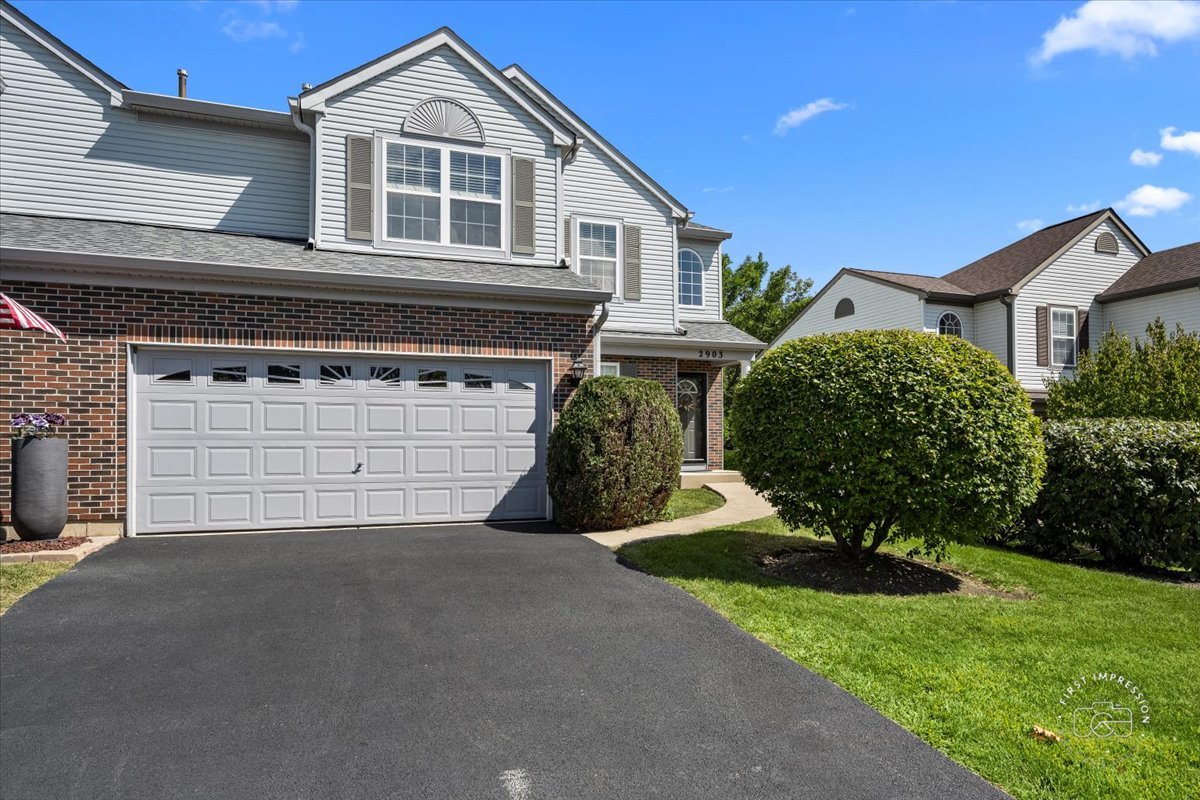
{"left": 585, "top": 479, "right": 775, "bottom": 548}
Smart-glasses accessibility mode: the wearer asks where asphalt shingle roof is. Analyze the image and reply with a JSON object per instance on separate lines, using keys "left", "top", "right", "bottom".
{"left": 1098, "top": 241, "right": 1200, "bottom": 302}
{"left": 605, "top": 319, "right": 763, "bottom": 348}
{"left": 0, "top": 214, "right": 609, "bottom": 299}
{"left": 846, "top": 269, "right": 974, "bottom": 299}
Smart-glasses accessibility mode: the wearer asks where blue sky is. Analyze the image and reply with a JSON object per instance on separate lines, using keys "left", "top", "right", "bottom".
{"left": 14, "top": 0, "right": 1200, "bottom": 287}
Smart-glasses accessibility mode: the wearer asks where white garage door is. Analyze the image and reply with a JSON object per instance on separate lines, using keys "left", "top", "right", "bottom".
{"left": 134, "top": 349, "right": 549, "bottom": 534}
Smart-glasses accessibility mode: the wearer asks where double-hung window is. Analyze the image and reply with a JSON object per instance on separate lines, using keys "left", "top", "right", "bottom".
{"left": 578, "top": 221, "right": 619, "bottom": 294}
{"left": 382, "top": 139, "right": 505, "bottom": 251}
{"left": 1050, "top": 307, "right": 1077, "bottom": 367}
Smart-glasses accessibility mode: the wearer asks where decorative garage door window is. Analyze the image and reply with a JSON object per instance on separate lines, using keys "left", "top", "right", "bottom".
{"left": 135, "top": 352, "right": 549, "bottom": 534}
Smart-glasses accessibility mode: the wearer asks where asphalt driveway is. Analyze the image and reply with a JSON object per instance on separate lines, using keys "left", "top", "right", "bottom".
{"left": 1, "top": 524, "right": 1007, "bottom": 800}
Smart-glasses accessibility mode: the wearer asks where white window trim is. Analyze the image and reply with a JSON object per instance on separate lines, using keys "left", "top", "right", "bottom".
{"left": 373, "top": 132, "right": 511, "bottom": 258}
{"left": 678, "top": 248, "right": 706, "bottom": 308}
{"left": 599, "top": 361, "right": 620, "bottom": 377}
{"left": 1049, "top": 305, "right": 1077, "bottom": 368}
{"left": 573, "top": 214, "right": 623, "bottom": 302}
{"left": 936, "top": 311, "right": 963, "bottom": 337}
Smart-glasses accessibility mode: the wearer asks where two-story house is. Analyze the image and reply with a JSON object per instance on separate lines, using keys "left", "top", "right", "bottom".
{"left": 0, "top": 2, "right": 763, "bottom": 536}
{"left": 772, "top": 209, "right": 1199, "bottom": 404}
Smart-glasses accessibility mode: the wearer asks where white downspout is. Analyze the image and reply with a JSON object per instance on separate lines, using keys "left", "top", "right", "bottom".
{"left": 289, "top": 96, "right": 318, "bottom": 248}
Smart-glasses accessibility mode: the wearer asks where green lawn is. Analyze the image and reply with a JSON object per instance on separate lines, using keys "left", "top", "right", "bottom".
{"left": 619, "top": 517, "right": 1200, "bottom": 800}
{"left": 663, "top": 487, "right": 725, "bottom": 520}
{"left": 0, "top": 562, "right": 72, "bottom": 614}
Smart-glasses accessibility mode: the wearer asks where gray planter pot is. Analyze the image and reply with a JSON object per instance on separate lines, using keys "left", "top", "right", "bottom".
{"left": 10, "top": 437, "right": 68, "bottom": 541}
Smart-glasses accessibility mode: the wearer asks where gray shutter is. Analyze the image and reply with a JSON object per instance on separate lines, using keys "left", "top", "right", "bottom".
{"left": 619, "top": 362, "right": 639, "bottom": 378}
{"left": 1077, "top": 308, "right": 1089, "bottom": 357}
{"left": 511, "top": 157, "right": 536, "bottom": 255}
{"left": 623, "top": 224, "right": 642, "bottom": 300}
{"left": 1036, "top": 305, "right": 1049, "bottom": 367}
{"left": 562, "top": 217, "right": 571, "bottom": 260}
{"left": 345, "top": 135, "right": 373, "bottom": 240}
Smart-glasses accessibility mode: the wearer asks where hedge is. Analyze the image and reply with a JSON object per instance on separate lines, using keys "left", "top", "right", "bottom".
{"left": 547, "top": 376, "right": 682, "bottom": 531}
{"left": 1014, "top": 419, "right": 1200, "bottom": 570}
{"left": 732, "top": 330, "right": 1045, "bottom": 559}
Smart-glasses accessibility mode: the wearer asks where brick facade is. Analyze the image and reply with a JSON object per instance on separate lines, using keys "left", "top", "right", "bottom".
{"left": 1, "top": 280, "right": 596, "bottom": 530}
{"left": 606, "top": 354, "right": 724, "bottom": 470}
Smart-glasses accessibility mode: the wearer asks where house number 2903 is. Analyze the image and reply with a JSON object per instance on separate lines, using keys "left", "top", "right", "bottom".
{"left": 697, "top": 349, "right": 724, "bottom": 359}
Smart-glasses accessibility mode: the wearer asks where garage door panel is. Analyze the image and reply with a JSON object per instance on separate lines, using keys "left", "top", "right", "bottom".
{"left": 136, "top": 350, "right": 549, "bottom": 533}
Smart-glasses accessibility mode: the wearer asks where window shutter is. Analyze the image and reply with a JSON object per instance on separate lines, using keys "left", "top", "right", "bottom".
{"left": 511, "top": 157, "right": 536, "bottom": 255}
{"left": 345, "top": 135, "right": 373, "bottom": 240}
{"left": 619, "top": 362, "right": 639, "bottom": 378}
{"left": 623, "top": 224, "right": 642, "bottom": 300}
{"left": 562, "top": 217, "right": 571, "bottom": 260}
{"left": 1077, "top": 308, "right": 1089, "bottom": 357}
{"left": 1036, "top": 305, "right": 1049, "bottom": 367}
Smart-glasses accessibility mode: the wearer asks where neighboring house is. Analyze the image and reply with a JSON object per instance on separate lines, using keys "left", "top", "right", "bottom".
{"left": 772, "top": 209, "right": 1199, "bottom": 401}
{"left": 0, "top": 2, "right": 762, "bottom": 536}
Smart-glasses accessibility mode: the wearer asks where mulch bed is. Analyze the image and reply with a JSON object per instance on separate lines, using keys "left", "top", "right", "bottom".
{"left": 0, "top": 537, "right": 89, "bottom": 554}
{"left": 755, "top": 541, "right": 1032, "bottom": 599}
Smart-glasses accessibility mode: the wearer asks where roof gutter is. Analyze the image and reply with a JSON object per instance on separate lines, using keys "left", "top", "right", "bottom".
{"left": 0, "top": 247, "right": 612, "bottom": 306}
{"left": 288, "top": 96, "right": 318, "bottom": 249}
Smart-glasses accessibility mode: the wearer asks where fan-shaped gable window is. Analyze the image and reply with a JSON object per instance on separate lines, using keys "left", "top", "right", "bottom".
{"left": 403, "top": 98, "right": 485, "bottom": 144}
{"left": 834, "top": 298, "right": 855, "bottom": 319}
{"left": 1094, "top": 231, "right": 1119, "bottom": 255}
{"left": 937, "top": 311, "right": 963, "bottom": 337}
{"left": 678, "top": 249, "right": 704, "bottom": 306}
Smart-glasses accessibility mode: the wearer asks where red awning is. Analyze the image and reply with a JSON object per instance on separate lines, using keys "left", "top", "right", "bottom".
{"left": 0, "top": 292, "right": 67, "bottom": 342}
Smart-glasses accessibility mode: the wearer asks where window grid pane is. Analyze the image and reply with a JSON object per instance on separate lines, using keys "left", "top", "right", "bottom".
{"left": 579, "top": 223, "right": 617, "bottom": 258}
{"left": 1051, "top": 309, "right": 1075, "bottom": 337}
{"left": 449, "top": 151, "right": 501, "bottom": 199}
{"left": 386, "top": 144, "right": 440, "bottom": 192}
{"left": 678, "top": 251, "right": 703, "bottom": 306}
{"left": 450, "top": 199, "right": 501, "bottom": 248}
{"left": 580, "top": 258, "right": 617, "bottom": 293}
{"left": 387, "top": 193, "right": 441, "bottom": 242}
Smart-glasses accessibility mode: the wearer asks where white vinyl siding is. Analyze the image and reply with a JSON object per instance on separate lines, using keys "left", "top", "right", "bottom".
{"left": 1099, "top": 287, "right": 1200, "bottom": 343}
{"left": 318, "top": 45, "right": 556, "bottom": 261}
{"left": 563, "top": 139, "right": 675, "bottom": 331}
{"left": 972, "top": 299, "right": 1009, "bottom": 367}
{"left": 0, "top": 17, "right": 308, "bottom": 238}
{"left": 677, "top": 237, "right": 722, "bottom": 320}
{"left": 1013, "top": 220, "right": 1142, "bottom": 393}
{"left": 774, "top": 272, "right": 924, "bottom": 344}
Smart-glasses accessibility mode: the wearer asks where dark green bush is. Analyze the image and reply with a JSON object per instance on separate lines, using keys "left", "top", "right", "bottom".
{"left": 733, "top": 330, "right": 1045, "bottom": 559}
{"left": 1047, "top": 320, "right": 1200, "bottom": 421}
{"left": 548, "top": 376, "right": 682, "bottom": 531}
{"left": 1015, "top": 419, "right": 1200, "bottom": 570}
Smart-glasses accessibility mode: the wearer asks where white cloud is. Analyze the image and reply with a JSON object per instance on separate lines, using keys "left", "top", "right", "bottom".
{"left": 1129, "top": 148, "right": 1164, "bottom": 166}
{"left": 702, "top": 186, "right": 734, "bottom": 194}
{"left": 1115, "top": 184, "right": 1193, "bottom": 216}
{"left": 1160, "top": 126, "right": 1200, "bottom": 155}
{"left": 1033, "top": 0, "right": 1200, "bottom": 64}
{"left": 222, "top": 17, "right": 285, "bottom": 41}
{"left": 773, "top": 98, "right": 848, "bottom": 135}
{"left": 221, "top": 1, "right": 300, "bottom": 45}
{"left": 1016, "top": 219, "right": 1044, "bottom": 233}
{"left": 1066, "top": 201, "right": 1102, "bottom": 213}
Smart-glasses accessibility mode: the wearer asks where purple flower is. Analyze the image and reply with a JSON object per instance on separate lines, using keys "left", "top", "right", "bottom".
{"left": 11, "top": 413, "right": 32, "bottom": 427}
{"left": 31, "top": 416, "right": 50, "bottom": 429}
{"left": 44, "top": 412, "right": 66, "bottom": 426}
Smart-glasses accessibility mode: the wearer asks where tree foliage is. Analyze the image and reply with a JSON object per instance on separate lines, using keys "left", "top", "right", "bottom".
{"left": 721, "top": 252, "right": 813, "bottom": 344}
{"left": 1046, "top": 320, "right": 1200, "bottom": 421}
{"left": 547, "top": 377, "right": 682, "bottom": 531}
{"left": 732, "top": 330, "right": 1045, "bottom": 559}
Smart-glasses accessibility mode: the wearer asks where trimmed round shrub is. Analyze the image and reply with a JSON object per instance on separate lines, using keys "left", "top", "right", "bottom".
{"left": 733, "top": 330, "right": 1045, "bottom": 559}
{"left": 1016, "top": 419, "right": 1200, "bottom": 570}
{"left": 548, "top": 376, "right": 682, "bottom": 531}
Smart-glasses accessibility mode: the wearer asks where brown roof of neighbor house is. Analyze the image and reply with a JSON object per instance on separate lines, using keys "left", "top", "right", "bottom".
{"left": 845, "top": 268, "right": 975, "bottom": 299}
{"left": 940, "top": 209, "right": 1110, "bottom": 296}
{"left": 1097, "top": 241, "right": 1200, "bottom": 302}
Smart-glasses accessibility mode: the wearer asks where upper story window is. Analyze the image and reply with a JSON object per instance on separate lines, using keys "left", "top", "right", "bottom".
{"left": 1051, "top": 307, "right": 1077, "bottom": 367}
{"left": 834, "top": 298, "right": 855, "bottom": 318}
{"left": 679, "top": 249, "right": 704, "bottom": 306}
{"left": 381, "top": 137, "right": 506, "bottom": 252}
{"left": 937, "top": 311, "right": 963, "bottom": 337}
{"left": 578, "top": 221, "right": 619, "bottom": 294}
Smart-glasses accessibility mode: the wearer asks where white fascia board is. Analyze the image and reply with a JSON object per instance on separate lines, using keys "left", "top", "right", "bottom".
{"left": 0, "top": 247, "right": 611, "bottom": 307}
{"left": 299, "top": 29, "right": 574, "bottom": 147}
{"left": 1, "top": 3, "right": 123, "bottom": 101}
{"left": 503, "top": 65, "right": 689, "bottom": 219}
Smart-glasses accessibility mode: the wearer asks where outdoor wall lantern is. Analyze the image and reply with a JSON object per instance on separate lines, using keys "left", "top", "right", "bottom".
{"left": 570, "top": 358, "right": 587, "bottom": 385}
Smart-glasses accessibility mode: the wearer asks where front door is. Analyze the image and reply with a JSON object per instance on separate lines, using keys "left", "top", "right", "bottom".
{"left": 677, "top": 373, "right": 707, "bottom": 465}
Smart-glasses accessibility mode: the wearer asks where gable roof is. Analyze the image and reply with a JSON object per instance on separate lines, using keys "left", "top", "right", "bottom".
{"left": 845, "top": 268, "right": 974, "bottom": 300}
{"left": 297, "top": 27, "right": 573, "bottom": 147}
{"left": 1, "top": 0, "right": 125, "bottom": 98}
{"left": 1097, "top": 241, "right": 1200, "bottom": 303}
{"left": 502, "top": 64, "right": 689, "bottom": 219}
{"left": 679, "top": 221, "right": 732, "bottom": 242}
